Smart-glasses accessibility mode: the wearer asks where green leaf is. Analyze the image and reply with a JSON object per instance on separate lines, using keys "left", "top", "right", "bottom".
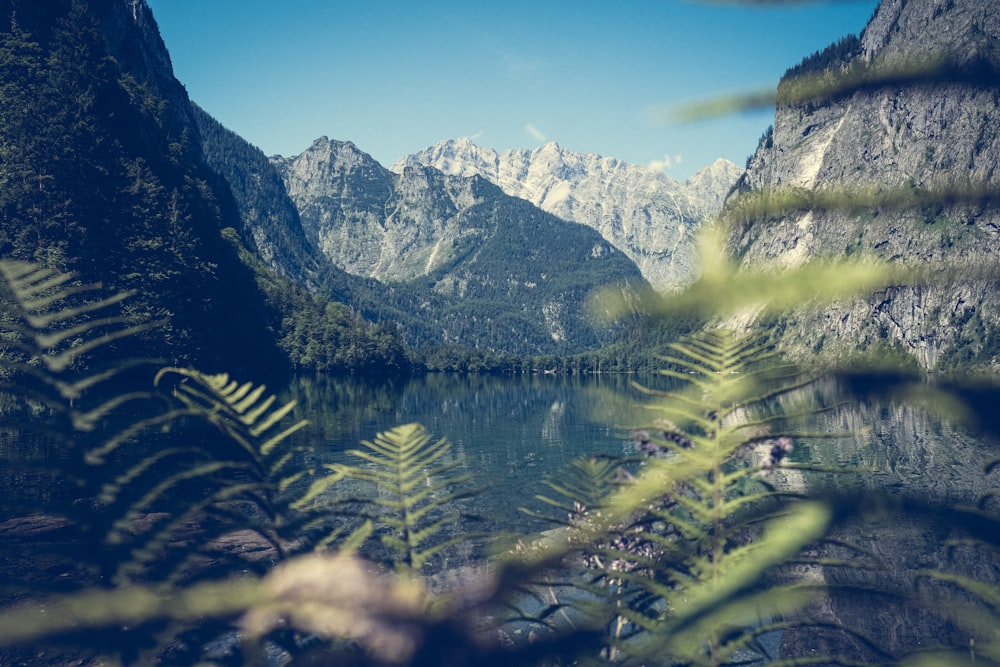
{"left": 337, "top": 422, "right": 482, "bottom": 570}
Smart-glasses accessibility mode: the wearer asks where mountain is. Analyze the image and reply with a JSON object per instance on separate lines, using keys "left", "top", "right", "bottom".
{"left": 395, "top": 139, "right": 743, "bottom": 292}
{"left": 191, "top": 103, "right": 322, "bottom": 290}
{"left": 726, "top": 0, "right": 1000, "bottom": 371}
{"left": 271, "top": 137, "right": 652, "bottom": 355}
{"left": 0, "top": 0, "right": 412, "bottom": 376}
{"left": 0, "top": 0, "right": 287, "bottom": 374}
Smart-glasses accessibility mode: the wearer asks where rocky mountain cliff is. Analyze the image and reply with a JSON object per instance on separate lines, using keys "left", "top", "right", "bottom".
{"left": 275, "top": 138, "right": 467, "bottom": 283}
{"left": 396, "top": 139, "right": 743, "bottom": 292}
{"left": 192, "top": 103, "right": 325, "bottom": 290}
{"left": 727, "top": 0, "right": 1000, "bottom": 371}
{"left": 271, "top": 137, "right": 651, "bottom": 354}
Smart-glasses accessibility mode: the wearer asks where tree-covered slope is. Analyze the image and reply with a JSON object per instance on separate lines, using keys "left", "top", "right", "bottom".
{"left": 0, "top": 0, "right": 288, "bottom": 373}
{"left": 190, "top": 103, "right": 323, "bottom": 290}
{"left": 191, "top": 103, "right": 414, "bottom": 372}
{"left": 0, "top": 0, "right": 412, "bottom": 375}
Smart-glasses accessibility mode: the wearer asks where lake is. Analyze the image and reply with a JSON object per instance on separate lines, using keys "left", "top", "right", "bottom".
{"left": 279, "top": 371, "right": 1000, "bottom": 536}
{"left": 4, "top": 369, "right": 998, "bottom": 542}
{"left": 2, "top": 369, "right": 1000, "bottom": 662}
{"left": 277, "top": 371, "right": 1000, "bottom": 660}
{"left": 280, "top": 372, "right": 656, "bottom": 536}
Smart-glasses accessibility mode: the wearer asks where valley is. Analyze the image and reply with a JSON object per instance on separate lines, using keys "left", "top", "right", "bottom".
{"left": 1, "top": 1, "right": 1000, "bottom": 665}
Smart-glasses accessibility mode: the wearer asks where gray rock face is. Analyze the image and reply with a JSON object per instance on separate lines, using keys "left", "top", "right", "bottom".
{"left": 272, "top": 137, "right": 651, "bottom": 354}
{"left": 273, "top": 138, "right": 483, "bottom": 283}
{"left": 102, "top": 0, "right": 194, "bottom": 131}
{"left": 395, "top": 139, "right": 742, "bottom": 292}
{"left": 728, "top": 0, "right": 1000, "bottom": 371}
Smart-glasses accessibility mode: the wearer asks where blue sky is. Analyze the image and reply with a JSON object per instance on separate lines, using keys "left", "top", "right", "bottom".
{"left": 146, "top": 0, "right": 879, "bottom": 180}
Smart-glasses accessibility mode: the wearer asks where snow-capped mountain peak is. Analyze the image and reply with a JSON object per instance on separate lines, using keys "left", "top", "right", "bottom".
{"left": 395, "top": 139, "right": 742, "bottom": 291}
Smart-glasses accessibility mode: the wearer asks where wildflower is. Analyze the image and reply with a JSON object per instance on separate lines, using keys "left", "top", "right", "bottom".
{"left": 760, "top": 437, "right": 793, "bottom": 474}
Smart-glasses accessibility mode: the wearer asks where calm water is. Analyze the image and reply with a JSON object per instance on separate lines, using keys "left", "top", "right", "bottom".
{"left": 280, "top": 372, "right": 1000, "bottom": 536}
{"left": 4, "top": 372, "right": 998, "bottom": 530}
{"left": 4, "top": 370, "right": 1000, "bottom": 661}
{"left": 281, "top": 372, "right": 656, "bottom": 534}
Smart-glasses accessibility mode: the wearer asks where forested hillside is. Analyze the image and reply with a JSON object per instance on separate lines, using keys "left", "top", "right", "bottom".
{"left": 0, "top": 0, "right": 285, "bottom": 373}
{"left": 191, "top": 105, "right": 410, "bottom": 373}
{"left": 0, "top": 0, "right": 408, "bottom": 375}
{"left": 191, "top": 103, "right": 322, "bottom": 289}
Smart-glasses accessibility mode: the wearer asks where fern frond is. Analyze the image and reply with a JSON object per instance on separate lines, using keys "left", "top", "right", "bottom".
{"left": 623, "top": 504, "right": 830, "bottom": 664}
{"left": 337, "top": 422, "right": 482, "bottom": 572}
{"left": 515, "top": 328, "right": 849, "bottom": 665}
{"left": 0, "top": 259, "right": 165, "bottom": 424}
{"left": 524, "top": 455, "right": 623, "bottom": 529}
{"left": 0, "top": 260, "right": 123, "bottom": 328}
{"left": 276, "top": 469, "right": 307, "bottom": 493}
{"left": 98, "top": 446, "right": 202, "bottom": 505}
{"left": 106, "top": 460, "right": 252, "bottom": 544}
{"left": 154, "top": 367, "right": 309, "bottom": 464}
{"left": 338, "top": 520, "right": 374, "bottom": 552}
{"left": 405, "top": 477, "right": 476, "bottom": 522}
{"left": 916, "top": 569, "right": 1000, "bottom": 610}
{"left": 594, "top": 224, "right": 907, "bottom": 322}
{"left": 258, "top": 419, "right": 310, "bottom": 457}
{"left": 116, "top": 479, "right": 280, "bottom": 586}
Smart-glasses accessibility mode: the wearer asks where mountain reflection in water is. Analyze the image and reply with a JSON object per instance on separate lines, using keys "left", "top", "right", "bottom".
{"left": 283, "top": 373, "right": 1000, "bottom": 510}
{"left": 280, "top": 373, "right": 646, "bottom": 535}
{"left": 2, "top": 371, "right": 999, "bottom": 663}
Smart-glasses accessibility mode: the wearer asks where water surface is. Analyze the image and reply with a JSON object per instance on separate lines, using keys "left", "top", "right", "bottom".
{"left": 282, "top": 372, "right": 1000, "bottom": 535}
{"left": 283, "top": 372, "right": 653, "bottom": 534}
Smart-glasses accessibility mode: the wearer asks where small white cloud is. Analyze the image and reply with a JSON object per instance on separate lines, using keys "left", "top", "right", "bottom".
{"left": 648, "top": 155, "right": 673, "bottom": 171}
{"left": 647, "top": 154, "right": 684, "bottom": 172}
{"left": 525, "top": 123, "right": 547, "bottom": 144}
